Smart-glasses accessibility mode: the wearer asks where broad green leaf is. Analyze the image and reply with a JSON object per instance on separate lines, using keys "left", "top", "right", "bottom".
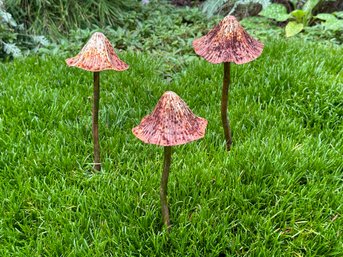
{"left": 290, "top": 9, "right": 306, "bottom": 21}
{"left": 290, "top": 9, "right": 312, "bottom": 26}
{"left": 333, "top": 11, "right": 343, "bottom": 19}
{"left": 322, "top": 18, "right": 343, "bottom": 31}
{"left": 259, "top": 4, "right": 290, "bottom": 22}
{"left": 316, "top": 13, "right": 336, "bottom": 21}
{"left": 302, "top": 0, "right": 320, "bottom": 13}
{"left": 285, "top": 21, "right": 304, "bottom": 37}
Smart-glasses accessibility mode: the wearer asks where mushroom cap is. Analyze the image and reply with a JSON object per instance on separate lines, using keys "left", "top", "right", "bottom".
{"left": 65, "top": 32, "right": 129, "bottom": 72}
{"left": 193, "top": 15, "right": 263, "bottom": 64}
{"left": 132, "top": 91, "right": 207, "bottom": 146}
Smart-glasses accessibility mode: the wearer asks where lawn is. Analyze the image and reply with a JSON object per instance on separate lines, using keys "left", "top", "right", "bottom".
{"left": 0, "top": 39, "right": 342, "bottom": 256}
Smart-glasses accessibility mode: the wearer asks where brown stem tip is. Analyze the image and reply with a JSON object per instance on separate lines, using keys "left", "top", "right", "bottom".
{"left": 160, "top": 146, "right": 172, "bottom": 228}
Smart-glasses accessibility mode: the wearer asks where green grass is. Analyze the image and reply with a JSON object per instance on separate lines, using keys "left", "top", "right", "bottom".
{"left": 0, "top": 39, "right": 342, "bottom": 256}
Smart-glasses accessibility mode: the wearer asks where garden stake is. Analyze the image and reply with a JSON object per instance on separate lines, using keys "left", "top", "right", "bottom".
{"left": 193, "top": 15, "right": 264, "bottom": 151}
{"left": 132, "top": 91, "right": 207, "bottom": 229}
{"left": 66, "top": 32, "right": 128, "bottom": 171}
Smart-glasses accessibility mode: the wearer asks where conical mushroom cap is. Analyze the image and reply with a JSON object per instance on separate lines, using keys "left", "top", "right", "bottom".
{"left": 66, "top": 32, "right": 129, "bottom": 72}
{"left": 132, "top": 91, "right": 207, "bottom": 146}
{"left": 193, "top": 15, "right": 263, "bottom": 64}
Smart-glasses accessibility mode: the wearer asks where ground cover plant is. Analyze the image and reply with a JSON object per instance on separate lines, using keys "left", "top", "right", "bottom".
{"left": 0, "top": 38, "right": 342, "bottom": 255}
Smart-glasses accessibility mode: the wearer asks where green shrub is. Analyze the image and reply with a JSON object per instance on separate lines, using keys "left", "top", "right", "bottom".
{"left": 0, "top": 6, "right": 50, "bottom": 59}
{"left": 202, "top": 0, "right": 271, "bottom": 17}
{"left": 259, "top": 0, "right": 343, "bottom": 39}
{"left": 4, "top": 0, "right": 140, "bottom": 39}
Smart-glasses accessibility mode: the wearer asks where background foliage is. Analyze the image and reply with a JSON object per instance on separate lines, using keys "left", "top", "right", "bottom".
{"left": 1, "top": 0, "right": 342, "bottom": 60}
{"left": 0, "top": 4, "right": 49, "bottom": 59}
{"left": 5, "top": 0, "right": 140, "bottom": 38}
{"left": 259, "top": 1, "right": 343, "bottom": 38}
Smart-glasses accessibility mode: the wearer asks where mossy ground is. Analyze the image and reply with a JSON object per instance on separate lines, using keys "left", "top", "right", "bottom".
{"left": 0, "top": 39, "right": 342, "bottom": 256}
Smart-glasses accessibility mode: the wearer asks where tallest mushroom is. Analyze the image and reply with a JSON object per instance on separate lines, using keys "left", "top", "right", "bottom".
{"left": 193, "top": 15, "right": 263, "bottom": 151}
{"left": 66, "top": 32, "right": 129, "bottom": 171}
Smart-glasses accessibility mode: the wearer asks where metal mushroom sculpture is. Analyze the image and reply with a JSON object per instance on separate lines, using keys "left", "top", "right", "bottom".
{"left": 66, "top": 32, "right": 129, "bottom": 171}
{"left": 193, "top": 15, "right": 263, "bottom": 151}
{"left": 132, "top": 91, "right": 207, "bottom": 228}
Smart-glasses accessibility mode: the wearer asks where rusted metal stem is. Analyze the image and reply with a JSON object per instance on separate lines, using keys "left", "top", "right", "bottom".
{"left": 93, "top": 72, "right": 101, "bottom": 171}
{"left": 160, "top": 146, "right": 172, "bottom": 229}
{"left": 221, "top": 62, "right": 232, "bottom": 151}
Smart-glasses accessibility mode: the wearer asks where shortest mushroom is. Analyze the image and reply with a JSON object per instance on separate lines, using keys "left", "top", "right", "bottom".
{"left": 132, "top": 91, "right": 207, "bottom": 228}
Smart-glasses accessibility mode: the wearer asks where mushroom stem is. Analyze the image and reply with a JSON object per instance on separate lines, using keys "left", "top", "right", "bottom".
{"left": 221, "top": 62, "right": 232, "bottom": 151}
{"left": 160, "top": 146, "right": 172, "bottom": 229}
{"left": 92, "top": 71, "right": 101, "bottom": 171}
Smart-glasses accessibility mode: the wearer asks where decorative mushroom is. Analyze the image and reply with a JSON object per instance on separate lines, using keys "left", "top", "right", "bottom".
{"left": 132, "top": 91, "right": 207, "bottom": 228}
{"left": 66, "top": 32, "right": 129, "bottom": 171}
{"left": 193, "top": 15, "right": 263, "bottom": 151}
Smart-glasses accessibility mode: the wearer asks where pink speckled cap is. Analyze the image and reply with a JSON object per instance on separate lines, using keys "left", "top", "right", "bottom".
{"left": 132, "top": 91, "right": 207, "bottom": 146}
{"left": 66, "top": 32, "right": 128, "bottom": 72}
{"left": 193, "top": 16, "right": 263, "bottom": 64}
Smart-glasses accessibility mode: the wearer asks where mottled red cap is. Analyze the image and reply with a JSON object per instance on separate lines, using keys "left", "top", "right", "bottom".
{"left": 193, "top": 15, "right": 263, "bottom": 64}
{"left": 132, "top": 91, "right": 207, "bottom": 146}
{"left": 66, "top": 32, "right": 129, "bottom": 72}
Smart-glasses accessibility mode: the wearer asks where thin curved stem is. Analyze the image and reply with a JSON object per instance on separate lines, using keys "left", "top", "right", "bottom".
{"left": 221, "top": 62, "right": 232, "bottom": 151}
{"left": 93, "top": 72, "right": 101, "bottom": 171}
{"left": 160, "top": 146, "right": 172, "bottom": 229}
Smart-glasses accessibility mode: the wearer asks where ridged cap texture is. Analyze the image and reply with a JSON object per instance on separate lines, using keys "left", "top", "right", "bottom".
{"left": 66, "top": 32, "right": 128, "bottom": 72}
{"left": 193, "top": 16, "right": 263, "bottom": 64}
{"left": 132, "top": 91, "right": 207, "bottom": 146}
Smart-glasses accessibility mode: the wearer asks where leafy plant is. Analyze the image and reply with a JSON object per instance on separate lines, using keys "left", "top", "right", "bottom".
{"left": 0, "top": 6, "right": 50, "bottom": 59}
{"left": 202, "top": 0, "right": 228, "bottom": 17}
{"left": 202, "top": 0, "right": 271, "bottom": 17}
{"left": 315, "top": 12, "right": 343, "bottom": 31}
{"left": 5, "top": 0, "right": 141, "bottom": 39}
{"left": 259, "top": 0, "right": 341, "bottom": 37}
{"left": 286, "top": 0, "right": 321, "bottom": 37}
{"left": 258, "top": 3, "right": 289, "bottom": 21}
{"left": 0, "top": 9, "right": 21, "bottom": 58}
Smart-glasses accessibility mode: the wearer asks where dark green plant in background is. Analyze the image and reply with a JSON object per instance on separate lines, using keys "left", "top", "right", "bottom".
{"left": 0, "top": 8, "right": 21, "bottom": 58}
{"left": 0, "top": 4, "right": 49, "bottom": 59}
{"left": 4, "top": 0, "right": 140, "bottom": 38}
{"left": 1, "top": 0, "right": 341, "bottom": 60}
{"left": 2, "top": 0, "right": 218, "bottom": 63}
